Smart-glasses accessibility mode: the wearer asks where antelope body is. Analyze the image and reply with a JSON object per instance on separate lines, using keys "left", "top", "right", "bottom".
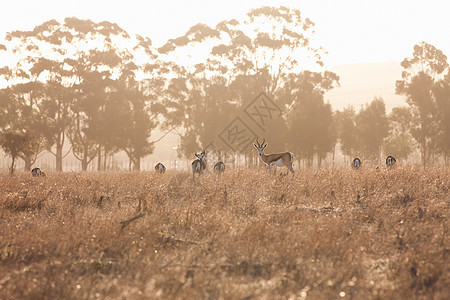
{"left": 386, "top": 156, "right": 396, "bottom": 167}
{"left": 253, "top": 138, "right": 294, "bottom": 177}
{"left": 214, "top": 161, "right": 225, "bottom": 174}
{"left": 31, "top": 167, "right": 46, "bottom": 177}
{"left": 192, "top": 150, "right": 207, "bottom": 177}
{"left": 155, "top": 163, "right": 166, "bottom": 173}
{"left": 352, "top": 158, "right": 362, "bottom": 169}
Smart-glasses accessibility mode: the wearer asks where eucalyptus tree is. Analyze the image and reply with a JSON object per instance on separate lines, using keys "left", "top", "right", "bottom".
{"left": 334, "top": 107, "right": 359, "bottom": 161}
{"left": 5, "top": 19, "right": 82, "bottom": 171}
{"left": 434, "top": 70, "right": 450, "bottom": 161}
{"left": 158, "top": 6, "right": 327, "bottom": 159}
{"left": 383, "top": 106, "right": 415, "bottom": 162}
{"left": 355, "top": 97, "right": 389, "bottom": 163}
{"left": 0, "top": 53, "right": 49, "bottom": 170}
{"left": 0, "top": 129, "right": 37, "bottom": 175}
{"left": 3, "top": 18, "right": 164, "bottom": 171}
{"left": 396, "top": 42, "right": 449, "bottom": 167}
{"left": 281, "top": 71, "right": 339, "bottom": 167}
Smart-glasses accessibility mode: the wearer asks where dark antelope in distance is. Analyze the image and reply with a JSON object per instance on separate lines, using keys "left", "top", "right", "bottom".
{"left": 214, "top": 161, "right": 225, "bottom": 174}
{"left": 253, "top": 138, "right": 295, "bottom": 177}
{"left": 352, "top": 158, "right": 362, "bottom": 169}
{"left": 386, "top": 155, "right": 397, "bottom": 167}
{"left": 31, "top": 167, "right": 46, "bottom": 177}
{"left": 192, "top": 150, "right": 207, "bottom": 177}
{"left": 155, "top": 163, "right": 166, "bottom": 174}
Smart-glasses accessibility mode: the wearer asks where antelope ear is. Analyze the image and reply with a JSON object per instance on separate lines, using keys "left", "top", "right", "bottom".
{"left": 263, "top": 144, "right": 267, "bottom": 149}
{"left": 253, "top": 144, "right": 258, "bottom": 148}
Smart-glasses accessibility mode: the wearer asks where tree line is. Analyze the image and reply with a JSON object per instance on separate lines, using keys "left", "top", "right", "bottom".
{"left": 0, "top": 7, "right": 449, "bottom": 174}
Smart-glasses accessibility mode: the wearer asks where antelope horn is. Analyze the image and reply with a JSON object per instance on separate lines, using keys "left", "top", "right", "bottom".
{"left": 256, "top": 138, "right": 260, "bottom": 147}
{"left": 262, "top": 138, "right": 266, "bottom": 146}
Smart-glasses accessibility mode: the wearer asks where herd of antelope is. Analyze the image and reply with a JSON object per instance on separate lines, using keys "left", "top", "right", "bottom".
{"left": 30, "top": 138, "right": 397, "bottom": 177}
{"left": 151, "top": 138, "right": 396, "bottom": 178}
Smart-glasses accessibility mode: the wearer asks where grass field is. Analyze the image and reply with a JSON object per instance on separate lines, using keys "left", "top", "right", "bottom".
{"left": 0, "top": 167, "right": 448, "bottom": 299}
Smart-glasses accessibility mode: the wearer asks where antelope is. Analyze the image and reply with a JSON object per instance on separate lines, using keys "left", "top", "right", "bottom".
{"left": 352, "top": 158, "right": 362, "bottom": 169}
{"left": 253, "top": 138, "right": 294, "bottom": 177}
{"left": 155, "top": 163, "right": 166, "bottom": 174}
{"left": 386, "top": 155, "right": 397, "bottom": 167}
{"left": 192, "top": 150, "right": 207, "bottom": 177}
{"left": 214, "top": 161, "right": 225, "bottom": 174}
{"left": 31, "top": 167, "right": 46, "bottom": 177}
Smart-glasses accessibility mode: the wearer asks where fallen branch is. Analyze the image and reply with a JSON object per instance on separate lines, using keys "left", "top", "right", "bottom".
{"left": 158, "top": 232, "right": 203, "bottom": 245}
{"left": 120, "top": 212, "right": 144, "bottom": 229}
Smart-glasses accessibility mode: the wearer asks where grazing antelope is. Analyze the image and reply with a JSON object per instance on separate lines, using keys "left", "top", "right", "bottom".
{"left": 214, "top": 161, "right": 225, "bottom": 174}
{"left": 155, "top": 163, "right": 166, "bottom": 174}
{"left": 31, "top": 167, "right": 46, "bottom": 177}
{"left": 192, "top": 150, "right": 207, "bottom": 177}
{"left": 352, "top": 158, "right": 362, "bottom": 169}
{"left": 386, "top": 155, "right": 397, "bottom": 167}
{"left": 253, "top": 138, "right": 294, "bottom": 177}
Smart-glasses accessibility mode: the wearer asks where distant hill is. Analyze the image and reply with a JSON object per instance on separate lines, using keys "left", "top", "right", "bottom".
{"left": 325, "top": 61, "right": 406, "bottom": 112}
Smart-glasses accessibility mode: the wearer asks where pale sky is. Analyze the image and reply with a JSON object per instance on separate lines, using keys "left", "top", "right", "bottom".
{"left": 1, "top": 0, "right": 449, "bottom": 67}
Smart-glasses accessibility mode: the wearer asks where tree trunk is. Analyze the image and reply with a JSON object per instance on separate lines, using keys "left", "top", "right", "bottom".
{"left": 81, "top": 142, "right": 88, "bottom": 171}
{"left": 56, "top": 140, "right": 63, "bottom": 172}
{"left": 97, "top": 145, "right": 102, "bottom": 171}
{"left": 133, "top": 157, "right": 141, "bottom": 171}
{"left": 9, "top": 156, "right": 16, "bottom": 176}
{"left": 103, "top": 149, "right": 107, "bottom": 171}
{"left": 23, "top": 155, "right": 32, "bottom": 171}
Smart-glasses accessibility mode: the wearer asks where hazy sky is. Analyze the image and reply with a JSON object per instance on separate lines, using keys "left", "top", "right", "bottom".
{"left": 1, "top": 0, "right": 449, "bottom": 67}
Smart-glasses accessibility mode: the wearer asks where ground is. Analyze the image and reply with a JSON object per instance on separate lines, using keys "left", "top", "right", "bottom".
{"left": 0, "top": 167, "right": 448, "bottom": 299}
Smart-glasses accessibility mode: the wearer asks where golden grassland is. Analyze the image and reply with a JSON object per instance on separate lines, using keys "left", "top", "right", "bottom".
{"left": 0, "top": 167, "right": 448, "bottom": 299}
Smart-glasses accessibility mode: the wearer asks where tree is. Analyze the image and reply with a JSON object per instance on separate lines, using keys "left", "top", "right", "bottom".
{"left": 0, "top": 130, "right": 36, "bottom": 175}
{"left": 334, "top": 107, "right": 359, "bottom": 161}
{"left": 383, "top": 106, "right": 415, "bottom": 161}
{"left": 3, "top": 18, "right": 163, "bottom": 171}
{"left": 5, "top": 21, "right": 78, "bottom": 171}
{"left": 434, "top": 70, "right": 450, "bottom": 161}
{"left": 396, "top": 42, "right": 449, "bottom": 167}
{"left": 355, "top": 97, "right": 389, "bottom": 162}
{"left": 0, "top": 54, "right": 49, "bottom": 171}
{"left": 158, "top": 6, "right": 326, "bottom": 160}
{"left": 283, "top": 71, "right": 339, "bottom": 167}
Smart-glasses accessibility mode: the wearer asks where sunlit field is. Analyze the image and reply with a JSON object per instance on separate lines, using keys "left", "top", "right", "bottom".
{"left": 0, "top": 167, "right": 448, "bottom": 299}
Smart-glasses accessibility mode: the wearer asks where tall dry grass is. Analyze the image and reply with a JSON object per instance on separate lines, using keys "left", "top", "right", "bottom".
{"left": 0, "top": 167, "right": 448, "bottom": 299}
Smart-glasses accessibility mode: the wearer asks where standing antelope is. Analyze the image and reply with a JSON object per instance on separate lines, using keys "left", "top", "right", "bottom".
{"left": 253, "top": 138, "right": 294, "bottom": 177}
{"left": 155, "top": 163, "right": 166, "bottom": 174}
{"left": 214, "top": 161, "right": 225, "bottom": 174}
{"left": 192, "top": 150, "right": 207, "bottom": 177}
{"left": 352, "top": 158, "right": 362, "bottom": 169}
{"left": 386, "top": 155, "right": 397, "bottom": 167}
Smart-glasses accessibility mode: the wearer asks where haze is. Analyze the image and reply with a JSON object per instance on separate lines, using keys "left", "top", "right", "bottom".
{"left": 1, "top": 0, "right": 450, "bottom": 172}
{"left": 2, "top": 0, "right": 449, "bottom": 66}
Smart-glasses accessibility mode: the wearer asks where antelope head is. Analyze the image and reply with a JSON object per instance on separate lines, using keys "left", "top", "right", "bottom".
{"left": 253, "top": 138, "right": 267, "bottom": 156}
{"left": 195, "top": 150, "right": 206, "bottom": 163}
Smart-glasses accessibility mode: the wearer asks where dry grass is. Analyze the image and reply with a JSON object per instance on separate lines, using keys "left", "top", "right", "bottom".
{"left": 0, "top": 167, "right": 448, "bottom": 299}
